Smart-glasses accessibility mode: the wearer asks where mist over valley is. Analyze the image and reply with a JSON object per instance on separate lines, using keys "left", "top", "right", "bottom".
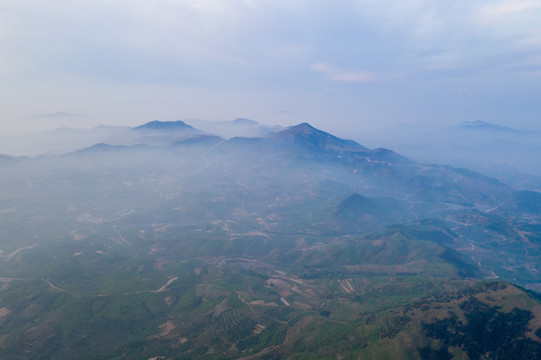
{"left": 1, "top": 120, "right": 541, "bottom": 359}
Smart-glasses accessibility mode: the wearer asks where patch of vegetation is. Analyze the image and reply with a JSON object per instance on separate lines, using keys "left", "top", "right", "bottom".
{"left": 423, "top": 297, "right": 541, "bottom": 359}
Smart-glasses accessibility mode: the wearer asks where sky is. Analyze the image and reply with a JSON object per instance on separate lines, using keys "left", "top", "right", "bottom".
{"left": 1, "top": 0, "right": 541, "bottom": 137}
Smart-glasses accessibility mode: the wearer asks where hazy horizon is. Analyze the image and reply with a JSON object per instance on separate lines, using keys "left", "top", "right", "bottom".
{"left": 1, "top": 0, "right": 541, "bottom": 136}
{"left": 2, "top": 2, "right": 541, "bottom": 358}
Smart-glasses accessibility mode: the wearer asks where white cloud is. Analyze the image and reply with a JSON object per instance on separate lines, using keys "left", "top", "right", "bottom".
{"left": 423, "top": 51, "right": 468, "bottom": 70}
{"left": 350, "top": 0, "right": 471, "bottom": 36}
{"left": 164, "top": 0, "right": 234, "bottom": 13}
{"left": 1, "top": 0, "right": 541, "bottom": 135}
{"left": 311, "top": 62, "right": 376, "bottom": 83}
{"left": 329, "top": 72, "right": 376, "bottom": 83}
{"left": 349, "top": 0, "right": 541, "bottom": 73}
{"left": 32, "top": 112, "right": 78, "bottom": 118}
{"left": 3, "top": 0, "right": 541, "bottom": 77}
{"left": 475, "top": 0, "right": 541, "bottom": 23}
{"left": 0, "top": 58, "right": 8, "bottom": 73}
{"left": 311, "top": 62, "right": 336, "bottom": 73}
{"left": 519, "top": 33, "right": 541, "bottom": 48}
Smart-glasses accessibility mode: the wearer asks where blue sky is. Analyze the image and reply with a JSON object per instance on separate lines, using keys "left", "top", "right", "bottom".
{"left": 1, "top": 0, "right": 540, "bottom": 136}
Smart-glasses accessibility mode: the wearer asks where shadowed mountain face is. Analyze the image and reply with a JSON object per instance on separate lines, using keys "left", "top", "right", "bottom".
{"left": 184, "top": 118, "right": 284, "bottom": 139}
{"left": 370, "top": 120, "right": 541, "bottom": 190}
{"left": 271, "top": 122, "right": 368, "bottom": 151}
{"left": 0, "top": 121, "right": 540, "bottom": 359}
{"left": 459, "top": 120, "right": 517, "bottom": 132}
{"left": 0, "top": 120, "right": 198, "bottom": 156}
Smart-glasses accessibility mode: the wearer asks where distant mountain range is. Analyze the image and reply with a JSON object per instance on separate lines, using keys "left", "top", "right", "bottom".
{"left": 0, "top": 118, "right": 282, "bottom": 157}
{"left": 0, "top": 120, "right": 540, "bottom": 358}
{"left": 134, "top": 120, "right": 196, "bottom": 130}
{"left": 2, "top": 119, "right": 540, "bottom": 192}
{"left": 457, "top": 120, "right": 518, "bottom": 132}
{"left": 350, "top": 120, "right": 541, "bottom": 190}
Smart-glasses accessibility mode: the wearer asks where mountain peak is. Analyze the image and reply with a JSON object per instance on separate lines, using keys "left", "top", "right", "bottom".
{"left": 459, "top": 120, "right": 516, "bottom": 132}
{"left": 135, "top": 120, "right": 194, "bottom": 131}
{"left": 73, "top": 143, "right": 129, "bottom": 154}
{"left": 274, "top": 122, "right": 328, "bottom": 139}
{"left": 233, "top": 118, "right": 258, "bottom": 125}
{"left": 272, "top": 123, "right": 366, "bottom": 151}
{"left": 290, "top": 122, "right": 316, "bottom": 132}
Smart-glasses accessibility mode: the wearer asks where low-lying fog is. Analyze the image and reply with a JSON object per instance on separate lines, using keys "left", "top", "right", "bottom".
{"left": 1, "top": 119, "right": 540, "bottom": 191}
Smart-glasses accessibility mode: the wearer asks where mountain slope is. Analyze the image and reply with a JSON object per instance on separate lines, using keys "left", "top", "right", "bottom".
{"left": 0, "top": 121, "right": 540, "bottom": 359}
{"left": 134, "top": 120, "right": 195, "bottom": 131}
{"left": 271, "top": 122, "right": 368, "bottom": 152}
{"left": 458, "top": 120, "right": 518, "bottom": 132}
